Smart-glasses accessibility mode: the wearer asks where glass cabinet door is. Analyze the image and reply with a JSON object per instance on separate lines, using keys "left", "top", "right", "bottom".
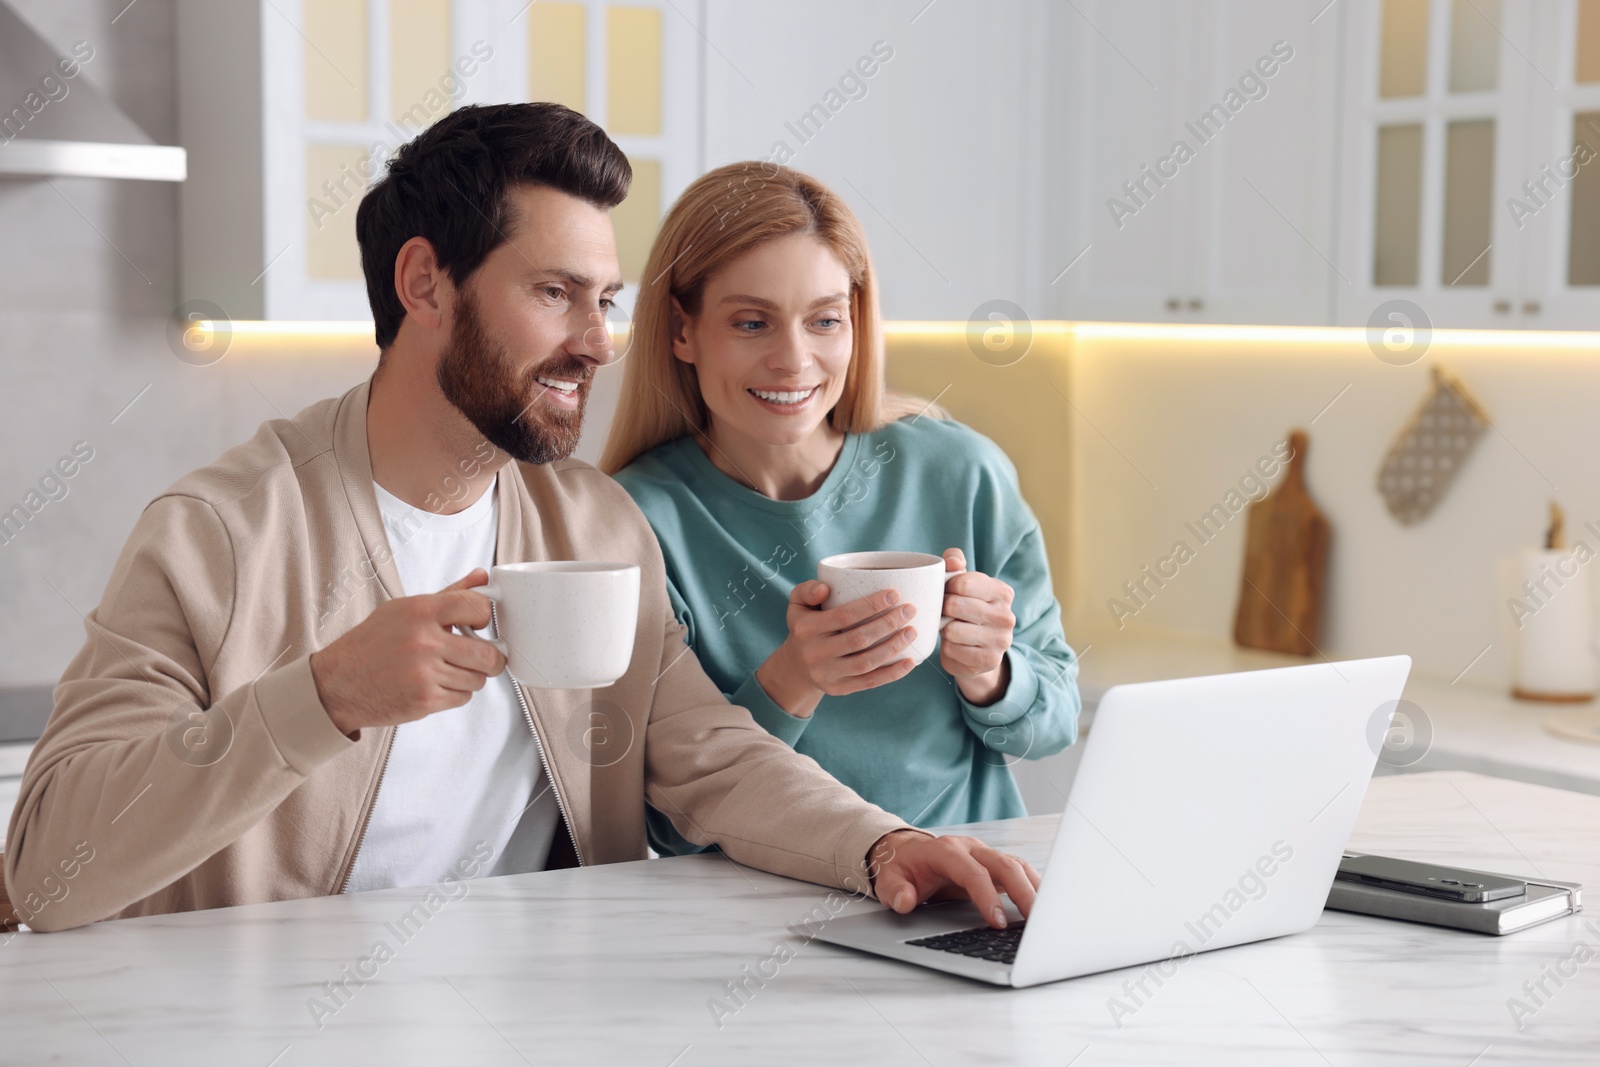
{"left": 259, "top": 0, "right": 700, "bottom": 320}
{"left": 1518, "top": 0, "right": 1600, "bottom": 328}
{"left": 1336, "top": 0, "right": 1540, "bottom": 329}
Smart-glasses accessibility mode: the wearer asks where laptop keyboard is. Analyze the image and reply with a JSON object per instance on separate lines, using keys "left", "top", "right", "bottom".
{"left": 906, "top": 922, "right": 1027, "bottom": 965}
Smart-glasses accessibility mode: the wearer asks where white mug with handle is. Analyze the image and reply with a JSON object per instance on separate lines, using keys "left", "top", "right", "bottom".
{"left": 817, "top": 551, "right": 965, "bottom": 667}
{"left": 460, "top": 561, "right": 641, "bottom": 689}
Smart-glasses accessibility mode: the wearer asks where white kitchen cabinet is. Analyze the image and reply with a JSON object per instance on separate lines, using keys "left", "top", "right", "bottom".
{"left": 1047, "top": 0, "right": 1342, "bottom": 325}
{"left": 1513, "top": 0, "right": 1600, "bottom": 329}
{"left": 1184, "top": 1, "right": 1342, "bottom": 327}
{"left": 1045, "top": 0, "right": 1199, "bottom": 324}
{"left": 1333, "top": 0, "right": 1600, "bottom": 331}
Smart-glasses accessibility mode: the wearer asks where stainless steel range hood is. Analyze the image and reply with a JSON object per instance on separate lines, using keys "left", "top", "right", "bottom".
{"left": 0, "top": 0, "right": 185, "bottom": 181}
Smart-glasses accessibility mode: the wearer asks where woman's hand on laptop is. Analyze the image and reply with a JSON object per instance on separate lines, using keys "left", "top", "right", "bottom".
{"left": 868, "top": 829, "right": 1041, "bottom": 929}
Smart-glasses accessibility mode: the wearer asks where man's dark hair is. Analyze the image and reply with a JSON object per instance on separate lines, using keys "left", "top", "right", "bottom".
{"left": 356, "top": 102, "right": 631, "bottom": 349}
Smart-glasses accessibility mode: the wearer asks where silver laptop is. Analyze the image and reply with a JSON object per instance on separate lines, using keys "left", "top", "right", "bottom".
{"left": 816, "top": 656, "right": 1413, "bottom": 987}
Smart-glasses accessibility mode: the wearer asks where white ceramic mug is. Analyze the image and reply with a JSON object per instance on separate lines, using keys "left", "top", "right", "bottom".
{"left": 465, "top": 561, "right": 641, "bottom": 689}
{"left": 817, "top": 551, "right": 964, "bottom": 666}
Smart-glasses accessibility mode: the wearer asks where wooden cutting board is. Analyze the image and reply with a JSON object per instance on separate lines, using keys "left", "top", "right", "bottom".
{"left": 1233, "top": 429, "right": 1330, "bottom": 656}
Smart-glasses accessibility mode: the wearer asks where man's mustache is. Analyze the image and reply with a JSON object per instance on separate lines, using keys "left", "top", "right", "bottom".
{"left": 512, "top": 359, "right": 593, "bottom": 428}
{"left": 524, "top": 359, "right": 594, "bottom": 390}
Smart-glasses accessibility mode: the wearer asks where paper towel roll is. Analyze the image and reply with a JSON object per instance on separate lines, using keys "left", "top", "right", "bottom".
{"left": 1503, "top": 548, "right": 1597, "bottom": 701}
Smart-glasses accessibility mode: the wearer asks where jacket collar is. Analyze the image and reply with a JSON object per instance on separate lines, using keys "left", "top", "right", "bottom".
{"left": 329, "top": 376, "right": 531, "bottom": 601}
{"left": 330, "top": 378, "right": 405, "bottom": 602}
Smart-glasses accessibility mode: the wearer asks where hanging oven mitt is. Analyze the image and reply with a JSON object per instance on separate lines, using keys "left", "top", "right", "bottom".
{"left": 1376, "top": 364, "right": 1489, "bottom": 525}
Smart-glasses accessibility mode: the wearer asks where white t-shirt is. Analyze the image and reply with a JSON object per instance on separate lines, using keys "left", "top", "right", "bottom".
{"left": 343, "top": 475, "right": 562, "bottom": 893}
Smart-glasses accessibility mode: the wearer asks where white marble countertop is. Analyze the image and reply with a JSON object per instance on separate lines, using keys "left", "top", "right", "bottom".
{"left": 2, "top": 770, "right": 1596, "bottom": 1065}
{"left": 1071, "top": 628, "right": 1600, "bottom": 797}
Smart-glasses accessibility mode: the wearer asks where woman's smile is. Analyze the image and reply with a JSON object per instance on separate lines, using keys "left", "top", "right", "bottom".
{"left": 747, "top": 384, "right": 821, "bottom": 414}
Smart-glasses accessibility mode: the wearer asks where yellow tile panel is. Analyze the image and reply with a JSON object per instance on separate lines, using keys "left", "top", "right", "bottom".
{"left": 607, "top": 6, "right": 661, "bottom": 135}
{"left": 391, "top": 0, "right": 455, "bottom": 125}
{"left": 306, "top": 143, "right": 372, "bottom": 281}
{"left": 612, "top": 156, "right": 660, "bottom": 281}
{"left": 529, "top": 3, "right": 587, "bottom": 111}
{"left": 305, "top": 0, "right": 369, "bottom": 121}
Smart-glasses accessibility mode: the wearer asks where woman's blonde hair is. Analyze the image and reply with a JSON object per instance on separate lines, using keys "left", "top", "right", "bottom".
{"left": 599, "top": 161, "right": 933, "bottom": 474}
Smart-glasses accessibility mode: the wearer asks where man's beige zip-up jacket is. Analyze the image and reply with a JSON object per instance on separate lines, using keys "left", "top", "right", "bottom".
{"left": 4, "top": 380, "right": 910, "bottom": 931}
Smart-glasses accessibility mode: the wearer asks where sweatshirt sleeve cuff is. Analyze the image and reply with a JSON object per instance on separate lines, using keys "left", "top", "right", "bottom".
{"left": 958, "top": 646, "right": 1040, "bottom": 730}
{"left": 729, "top": 671, "right": 813, "bottom": 747}
{"left": 255, "top": 654, "right": 356, "bottom": 775}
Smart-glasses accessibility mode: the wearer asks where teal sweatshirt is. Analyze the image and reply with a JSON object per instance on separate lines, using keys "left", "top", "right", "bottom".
{"left": 614, "top": 416, "right": 1081, "bottom": 852}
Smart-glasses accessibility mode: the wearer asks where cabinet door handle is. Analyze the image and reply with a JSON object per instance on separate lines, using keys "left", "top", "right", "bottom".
{"left": 1165, "top": 298, "right": 1181, "bottom": 311}
{"left": 1493, "top": 299, "right": 1512, "bottom": 313}
{"left": 1522, "top": 300, "right": 1541, "bottom": 314}
{"left": 1187, "top": 298, "right": 1204, "bottom": 311}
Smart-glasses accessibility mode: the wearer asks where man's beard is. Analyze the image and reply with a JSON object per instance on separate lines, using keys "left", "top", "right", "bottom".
{"left": 435, "top": 288, "right": 592, "bottom": 465}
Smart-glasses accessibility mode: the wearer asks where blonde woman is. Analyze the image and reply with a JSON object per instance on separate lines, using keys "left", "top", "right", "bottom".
{"left": 601, "top": 163, "right": 1079, "bottom": 849}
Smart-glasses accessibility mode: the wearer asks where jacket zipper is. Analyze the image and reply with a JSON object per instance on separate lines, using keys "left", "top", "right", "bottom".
{"left": 498, "top": 602, "right": 585, "bottom": 867}
{"left": 509, "top": 675, "right": 585, "bottom": 866}
{"left": 338, "top": 729, "right": 395, "bottom": 894}
{"left": 337, "top": 603, "right": 586, "bottom": 890}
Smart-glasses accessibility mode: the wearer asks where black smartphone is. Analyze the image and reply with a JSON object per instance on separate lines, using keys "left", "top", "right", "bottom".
{"left": 1336, "top": 854, "right": 1526, "bottom": 903}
